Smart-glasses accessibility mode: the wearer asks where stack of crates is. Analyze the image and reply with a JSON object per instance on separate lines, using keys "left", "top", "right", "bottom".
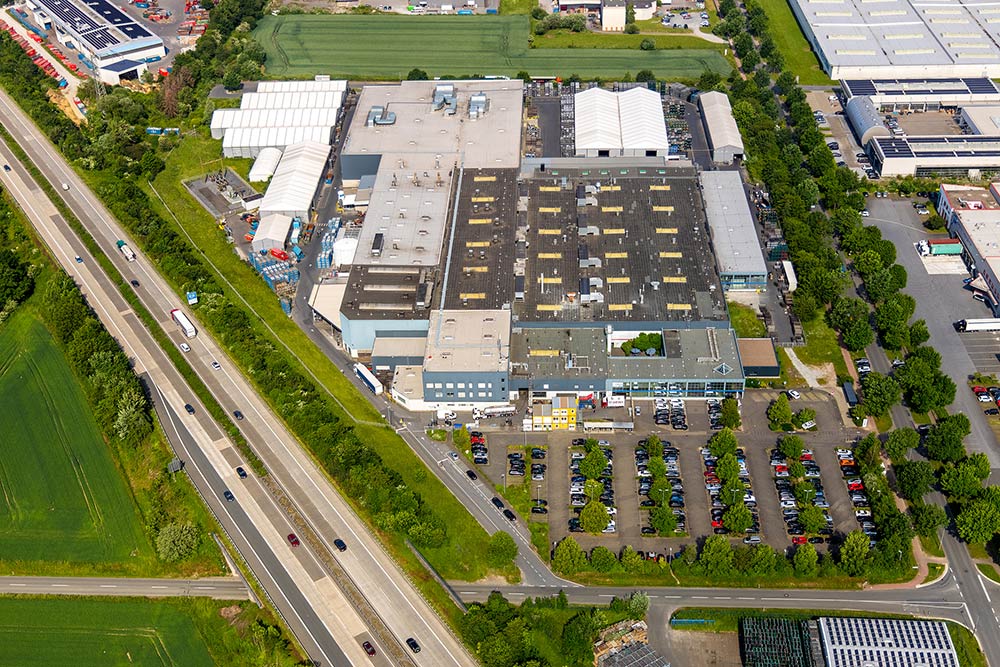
{"left": 316, "top": 228, "right": 336, "bottom": 269}
{"left": 248, "top": 253, "right": 300, "bottom": 291}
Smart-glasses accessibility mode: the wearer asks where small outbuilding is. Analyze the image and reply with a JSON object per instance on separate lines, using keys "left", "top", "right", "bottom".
{"left": 736, "top": 338, "right": 780, "bottom": 378}
{"left": 699, "top": 91, "right": 745, "bottom": 164}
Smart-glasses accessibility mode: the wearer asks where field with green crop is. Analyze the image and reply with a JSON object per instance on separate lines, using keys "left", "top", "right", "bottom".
{"left": 0, "top": 597, "right": 214, "bottom": 667}
{"left": 0, "top": 307, "right": 152, "bottom": 569}
{"left": 255, "top": 15, "right": 729, "bottom": 79}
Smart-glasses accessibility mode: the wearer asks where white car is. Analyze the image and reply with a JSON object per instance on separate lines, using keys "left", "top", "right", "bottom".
{"left": 211, "top": 360, "right": 222, "bottom": 370}
{"left": 801, "top": 420, "right": 817, "bottom": 430}
{"left": 180, "top": 343, "right": 191, "bottom": 352}
{"left": 977, "top": 393, "right": 992, "bottom": 403}
{"left": 861, "top": 210, "right": 871, "bottom": 217}
{"left": 602, "top": 522, "right": 617, "bottom": 533}
{"left": 786, "top": 389, "right": 801, "bottom": 400}
{"left": 780, "top": 500, "right": 797, "bottom": 509}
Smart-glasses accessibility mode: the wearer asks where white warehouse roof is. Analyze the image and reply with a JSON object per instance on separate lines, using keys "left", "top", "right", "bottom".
{"left": 574, "top": 87, "right": 669, "bottom": 155}
{"left": 256, "top": 79, "right": 348, "bottom": 93}
{"left": 699, "top": 91, "right": 744, "bottom": 157}
{"left": 259, "top": 141, "right": 331, "bottom": 218}
{"left": 248, "top": 147, "right": 283, "bottom": 182}
{"left": 239, "top": 91, "right": 343, "bottom": 110}
{"left": 222, "top": 126, "right": 333, "bottom": 159}
{"left": 700, "top": 171, "right": 767, "bottom": 279}
{"left": 252, "top": 213, "right": 293, "bottom": 253}
{"left": 211, "top": 107, "right": 341, "bottom": 139}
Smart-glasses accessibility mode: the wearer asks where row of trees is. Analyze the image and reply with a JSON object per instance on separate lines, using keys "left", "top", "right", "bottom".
{"left": 638, "top": 435, "right": 679, "bottom": 537}
{"left": 0, "top": 189, "right": 35, "bottom": 321}
{"left": 706, "top": 429, "right": 754, "bottom": 533}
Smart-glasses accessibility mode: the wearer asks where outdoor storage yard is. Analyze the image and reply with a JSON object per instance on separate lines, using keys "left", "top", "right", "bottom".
{"left": 255, "top": 15, "right": 730, "bottom": 79}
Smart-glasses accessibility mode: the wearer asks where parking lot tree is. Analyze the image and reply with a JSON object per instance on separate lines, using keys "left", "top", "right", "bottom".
{"left": 487, "top": 531, "right": 518, "bottom": 568}
{"left": 552, "top": 537, "right": 587, "bottom": 575}
{"left": 793, "top": 407, "right": 817, "bottom": 429}
{"left": 861, "top": 372, "right": 901, "bottom": 417}
{"left": 793, "top": 481, "right": 816, "bottom": 504}
{"left": 589, "top": 546, "right": 623, "bottom": 573}
{"left": 584, "top": 438, "right": 599, "bottom": 452}
{"left": 839, "top": 530, "right": 872, "bottom": 577}
{"left": 584, "top": 479, "right": 604, "bottom": 501}
{"left": 580, "top": 501, "right": 611, "bottom": 534}
{"left": 793, "top": 542, "right": 819, "bottom": 576}
{"left": 885, "top": 428, "right": 919, "bottom": 464}
{"left": 645, "top": 434, "right": 661, "bottom": 450}
{"left": 453, "top": 426, "right": 470, "bottom": 450}
{"left": 647, "top": 455, "right": 667, "bottom": 480}
{"left": 715, "top": 452, "right": 740, "bottom": 482}
{"left": 649, "top": 477, "right": 672, "bottom": 506}
{"left": 620, "top": 546, "right": 644, "bottom": 574}
{"left": 699, "top": 535, "right": 735, "bottom": 576}
{"left": 788, "top": 460, "right": 806, "bottom": 481}
{"left": 579, "top": 447, "right": 607, "bottom": 480}
{"left": 779, "top": 435, "right": 804, "bottom": 461}
{"left": 649, "top": 506, "right": 678, "bottom": 536}
{"left": 708, "top": 428, "right": 739, "bottom": 458}
{"left": 940, "top": 458, "right": 987, "bottom": 499}
{"left": 910, "top": 503, "right": 947, "bottom": 538}
{"left": 895, "top": 460, "right": 936, "bottom": 502}
{"left": 722, "top": 503, "right": 753, "bottom": 533}
{"left": 720, "top": 398, "right": 742, "bottom": 429}
{"left": 797, "top": 504, "right": 826, "bottom": 534}
{"left": 925, "top": 413, "right": 971, "bottom": 463}
{"left": 767, "top": 394, "right": 793, "bottom": 428}
{"left": 956, "top": 496, "right": 1000, "bottom": 544}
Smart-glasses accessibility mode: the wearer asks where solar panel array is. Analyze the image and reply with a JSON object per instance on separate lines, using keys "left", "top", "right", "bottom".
{"left": 32, "top": 0, "right": 152, "bottom": 53}
{"left": 819, "top": 617, "right": 958, "bottom": 667}
{"left": 843, "top": 78, "right": 999, "bottom": 99}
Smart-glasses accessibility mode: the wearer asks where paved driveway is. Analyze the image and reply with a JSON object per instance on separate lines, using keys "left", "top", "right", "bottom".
{"left": 865, "top": 197, "right": 1000, "bottom": 467}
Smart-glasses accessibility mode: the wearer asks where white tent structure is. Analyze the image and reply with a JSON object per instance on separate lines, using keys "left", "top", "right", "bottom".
{"left": 248, "top": 147, "right": 282, "bottom": 183}
{"left": 573, "top": 87, "right": 669, "bottom": 158}
{"left": 257, "top": 79, "right": 348, "bottom": 93}
{"left": 239, "top": 91, "right": 343, "bottom": 110}
{"left": 252, "top": 213, "right": 293, "bottom": 254}
{"left": 258, "top": 141, "right": 330, "bottom": 219}
{"left": 222, "top": 126, "right": 333, "bottom": 159}
{"left": 699, "top": 91, "right": 745, "bottom": 164}
{"left": 211, "top": 107, "right": 342, "bottom": 140}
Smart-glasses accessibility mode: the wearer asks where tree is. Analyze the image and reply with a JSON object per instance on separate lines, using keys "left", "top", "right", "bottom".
{"left": 699, "top": 535, "right": 734, "bottom": 575}
{"left": 625, "top": 2, "right": 635, "bottom": 23}
{"left": 940, "top": 458, "right": 988, "bottom": 499}
{"left": 895, "top": 460, "right": 936, "bottom": 502}
{"left": 793, "top": 481, "right": 816, "bottom": 504}
{"left": 649, "top": 506, "right": 678, "bottom": 535}
{"left": 861, "top": 372, "right": 901, "bottom": 417}
{"left": 584, "top": 479, "right": 604, "bottom": 501}
{"left": 552, "top": 537, "right": 587, "bottom": 574}
{"left": 720, "top": 398, "right": 741, "bottom": 429}
{"left": 646, "top": 456, "right": 667, "bottom": 480}
{"left": 590, "top": 546, "right": 622, "bottom": 573}
{"left": 885, "top": 428, "right": 919, "bottom": 463}
{"left": 516, "top": 70, "right": 532, "bottom": 82}
{"left": 620, "top": 545, "right": 644, "bottom": 573}
{"left": 843, "top": 318, "right": 875, "bottom": 352}
{"left": 580, "top": 501, "right": 611, "bottom": 534}
{"left": 627, "top": 591, "right": 649, "bottom": 619}
{"left": 748, "top": 544, "right": 778, "bottom": 575}
{"left": 155, "top": 522, "right": 200, "bottom": 562}
{"left": 635, "top": 69, "right": 655, "bottom": 82}
{"left": 793, "top": 542, "right": 819, "bottom": 576}
{"left": 579, "top": 447, "right": 607, "bottom": 479}
{"left": 779, "top": 435, "right": 804, "bottom": 461}
{"left": 723, "top": 503, "right": 753, "bottom": 533}
{"left": 715, "top": 452, "right": 739, "bottom": 482}
{"left": 910, "top": 503, "right": 947, "bottom": 538}
{"left": 767, "top": 394, "right": 793, "bottom": 426}
{"left": 909, "top": 319, "right": 930, "bottom": 347}
{"left": 797, "top": 505, "right": 826, "bottom": 534}
{"left": 788, "top": 460, "right": 806, "bottom": 480}
{"left": 113, "top": 382, "right": 152, "bottom": 444}
{"left": 925, "top": 414, "right": 971, "bottom": 463}
{"left": 956, "top": 498, "right": 1000, "bottom": 544}
{"left": 453, "top": 427, "right": 471, "bottom": 449}
{"left": 487, "top": 531, "right": 518, "bottom": 568}
{"left": 530, "top": 6, "right": 546, "bottom": 19}
{"left": 708, "top": 428, "right": 738, "bottom": 458}
{"left": 839, "top": 530, "right": 871, "bottom": 577}
{"left": 407, "top": 68, "right": 429, "bottom": 80}
{"left": 639, "top": 38, "right": 655, "bottom": 51}
{"left": 221, "top": 68, "right": 242, "bottom": 91}
{"left": 624, "top": 23, "right": 640, "bottom": 33}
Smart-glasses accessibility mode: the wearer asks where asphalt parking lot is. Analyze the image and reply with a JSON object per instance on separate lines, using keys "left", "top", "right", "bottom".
{"left": 865, "top": 197, "right": 1000, "bottom": 466}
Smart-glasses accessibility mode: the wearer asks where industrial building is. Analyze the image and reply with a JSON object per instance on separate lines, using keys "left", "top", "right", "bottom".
{"left": 701, "top": 171, "right": 767, "bottom": 291}
{"left": 937, "top": 182, "right": 1000, "bottom": 311}
{"left": 258, "top": 141, "right": 331, "bottom": 219}
{"left": 698, "top": 91, "right": 744, "bottom": 164}
{"left": 818, "top": 617, "right": 958, "bottom": 667}
{"left": 574, "top": 87, "right": 670, "bottom": 158}
{"left": 842, "top": 78, "right": 1000, "bottom": 110}
{"left": 787, "top": 0, "right": 1000, "bottom": 79}
{"left": 871, "top": 135, "right": 1000, "bottom": 178}
{"left": 23, "top": 0, "right": 164, "bottom": 84}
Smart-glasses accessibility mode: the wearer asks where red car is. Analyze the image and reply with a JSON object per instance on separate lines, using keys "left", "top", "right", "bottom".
{"left": 848, "top": 482, "right": 864, "bottom": 491}
{"left": 774, "top": 465, "right": 788, "bottom": 472}
{"left": 792, "top": 536, "right": 807, "bottom": 545}
{"left": 973, "top": 386, "right": 987, "bottom": 394}
{"left": 711, "top": 520, "right": 723, "bottom": 528}
{"left": 362, "top": 641, "right": 376, "bottom": 657}
{"left": 801, "top": 453, "right": 814, "bottom": 461}
{"left": 287, "top": 533, "right": 300, "bottom": 547}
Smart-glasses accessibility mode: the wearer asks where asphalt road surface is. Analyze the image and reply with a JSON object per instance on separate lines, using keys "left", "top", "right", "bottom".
{"left": 0, "top": 90, "right": 473, "bottom": 667}
{"left": 0, "top": 576, "right": 250, "bottom": 599}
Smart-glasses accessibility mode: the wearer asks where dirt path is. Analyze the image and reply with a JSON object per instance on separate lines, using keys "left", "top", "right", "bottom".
{"left": 784, "top": 348, "right": 831, "bottom": 388}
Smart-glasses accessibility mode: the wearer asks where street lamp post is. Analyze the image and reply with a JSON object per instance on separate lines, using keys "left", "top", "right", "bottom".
{"left": 502, "top": 473, "right": 506, "bottom": 492}
{"left": 536, "top": 484, "right": 541, "bottom": 504}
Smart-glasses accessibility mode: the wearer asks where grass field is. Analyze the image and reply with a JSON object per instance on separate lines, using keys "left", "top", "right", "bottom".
{"left": 0, "top": 597, "right": 214, "bottom": 667}
{"left": 755, "top": 0, "right": 831, "bottom": 86}
{"left": 727, "top": 301, "right": 767, "bottom": 338}
{"left": 0, "top": 307, "right": 152, "bottom": 570}
{"left": 797, "top": 315, "right": 849, "bottom": 378}
{"left": 255, "top": 15, "right": 729, "bottom": 79}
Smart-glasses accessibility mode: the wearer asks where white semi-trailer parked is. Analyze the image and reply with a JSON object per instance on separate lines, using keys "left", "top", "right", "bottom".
{"left": 954, "top": 318, "right": 1000, "bottom": 332}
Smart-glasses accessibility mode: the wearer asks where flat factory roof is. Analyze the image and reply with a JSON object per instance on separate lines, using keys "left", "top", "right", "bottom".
{"left": 842, "top": 77, "right": 1000, "bottom": 102}
{"left": 440, "top": 168, "right": 519, "bottom": 310}
{"left": 29, "top": 0, "right": 160, "bottom": 57}
{"left": 736, "top": 337, "right": 779, "bottom": 369}
{"left": 510, "top": 327, "right": 610, "bottom": 382}
{"left": 343, "top": 80, "right": 524, "bottom": 169}
{"left": 339, "top": 265, "right": 439, "bottom": 322}
{"left": 513, "top": 164, "right": 726, "bottom": 324}
{"left": 701, "top": 171, "right": 767, "bottom": 278}
{"left": 424, "top": 310, "right": 511, "bottom": 374}
{"left": 960, "top": 106, "right": 1000, "bottom": 136}
{"left": 608, "top": 328, "right": 743, "bottom": 382}
{"left": 874, "top": 134, "right": 1000, "bottom": 160}
{"left": 308, "top": 282, "right": 347, "bottom": 329}
{"left": 372, "top": 335, "right": 427, "bottom": 359}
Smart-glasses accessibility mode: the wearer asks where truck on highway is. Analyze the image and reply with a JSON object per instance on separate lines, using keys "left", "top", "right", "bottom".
{"left": 116, "top": 239, "right": 136, "bottom": 262}
{"left": 353, "top": 363, "right": 383, "bottom": 395}
{"left": 170, "top": 308, "right": 197, "bottom": 338}
{"left": 954, "top": 318, "right": 1000, "bottom": 332}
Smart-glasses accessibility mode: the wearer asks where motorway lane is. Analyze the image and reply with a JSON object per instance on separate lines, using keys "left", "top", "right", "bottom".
{"left": 0, "top": 89, "right": 473, "bottom": 667}
{"left": 0, "top": 138, "right": 377, "bottom": 667}
{"left": 0, "top": 576, "right": 249, "bottom": 599}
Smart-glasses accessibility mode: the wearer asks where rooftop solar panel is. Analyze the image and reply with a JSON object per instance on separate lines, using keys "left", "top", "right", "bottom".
{"left": 844, "top": 80, "right": 877, "bottom": 96}
{"left": 964, "top": 78, "right": 999, "bottom": 94}
{"left": 33, "top": 0, "right": 154, "bottom": 53}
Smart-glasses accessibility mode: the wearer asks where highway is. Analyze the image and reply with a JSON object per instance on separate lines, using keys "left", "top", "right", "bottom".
{"left": 0, "top": 89, "right": 473, "bottom": 667}
{"left": 0, "top": 576, "right": 250, "bottom": 599}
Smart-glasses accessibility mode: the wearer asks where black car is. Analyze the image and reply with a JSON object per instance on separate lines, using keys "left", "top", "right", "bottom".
{"left": 531, "top": 448, "right": 546, "bottom": 459}
{"left": 640, "top": 500, "right": 655, "bottom": 507}
{"left": 236, "top": 466, "right": 248, "bottom": 479}
{"left": 713, "top": 527, "right": 728, "bottom": 534}
{"left": 130, "top": 279, "right": 140, "bottom": 288}
{"left": 233, "top": 410, "right": 244, "bottom": 420}
{"left": 987, "top": 408, "right": 1000, "bottom": 416}
{"left": 641, "top": 527, "right": 656, "bottom": 535}
{"left": 808, "top": 536, "right": 825, "bottom": 544}
{"left": 572, "top": 439, "right": 586, "bottom": 446}
{"left": 473, "top": 457, "right": 488, "bottom": 465}
{"left": 466, "top": 470, "right": 478, "bottom": 481}
{"left": 333, "top": 538, "right": 347, "bottom": 552}
{"left": 531, "top": 506, "right": 548, "bottom": 514}
{"left": 491, "top": 497, "right": 505, "bottom": 510}
{"left": 185, "top": 404, "right": 195, "bottom": 414}
{"left": 2, "top": 164, "right": 9, "bottom": 172}
{"left": 503, "top": 509, "right": 516, "bottom": 521}
{"left": 223, "top": 490, "right": 235, "bottom": 502}
{"left": 406, "top": 638, "right": 421, "bottom": 654}
{"left": 508, "top": 452, "right": 523, "bottom": 460}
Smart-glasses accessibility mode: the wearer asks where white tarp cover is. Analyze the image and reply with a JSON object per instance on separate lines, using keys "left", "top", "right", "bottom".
{"left": 257, "top": 79, "right": 348, "bottom": 93}
{"left": 259, "top": 141, "right": 330, "bottom": 218}
{"left": 699, "top": 91, "right": 745, "bottom": 156}
{"left": 574, "top": 87, "right": 669, "bottom": 154}
{"left": 252, "top": 213, "right": 293, "bottom": 253}
{"left": 248, "top": 147, "right": 282, "bottom": 182}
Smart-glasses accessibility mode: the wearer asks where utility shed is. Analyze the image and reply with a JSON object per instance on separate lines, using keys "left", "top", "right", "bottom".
{"left": 574, "top": 87, "right": 670, "bottom": 158}
{"left": 736, "top": 338, "right": 779, "bottom": 378}
{"left": 248, "top": 147, "right": 282, "bottom": 183}
{"left": 698, "top": 91, "right": 745, "bottom": 164}
{"left": 258, "top": 141, "right": 330, "bottom": 219}
{"left": 701, "top": 171, "right": 767, "bottom": 291}
{"left": 252, "top": 213, "right": 292, "bottom": 253}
